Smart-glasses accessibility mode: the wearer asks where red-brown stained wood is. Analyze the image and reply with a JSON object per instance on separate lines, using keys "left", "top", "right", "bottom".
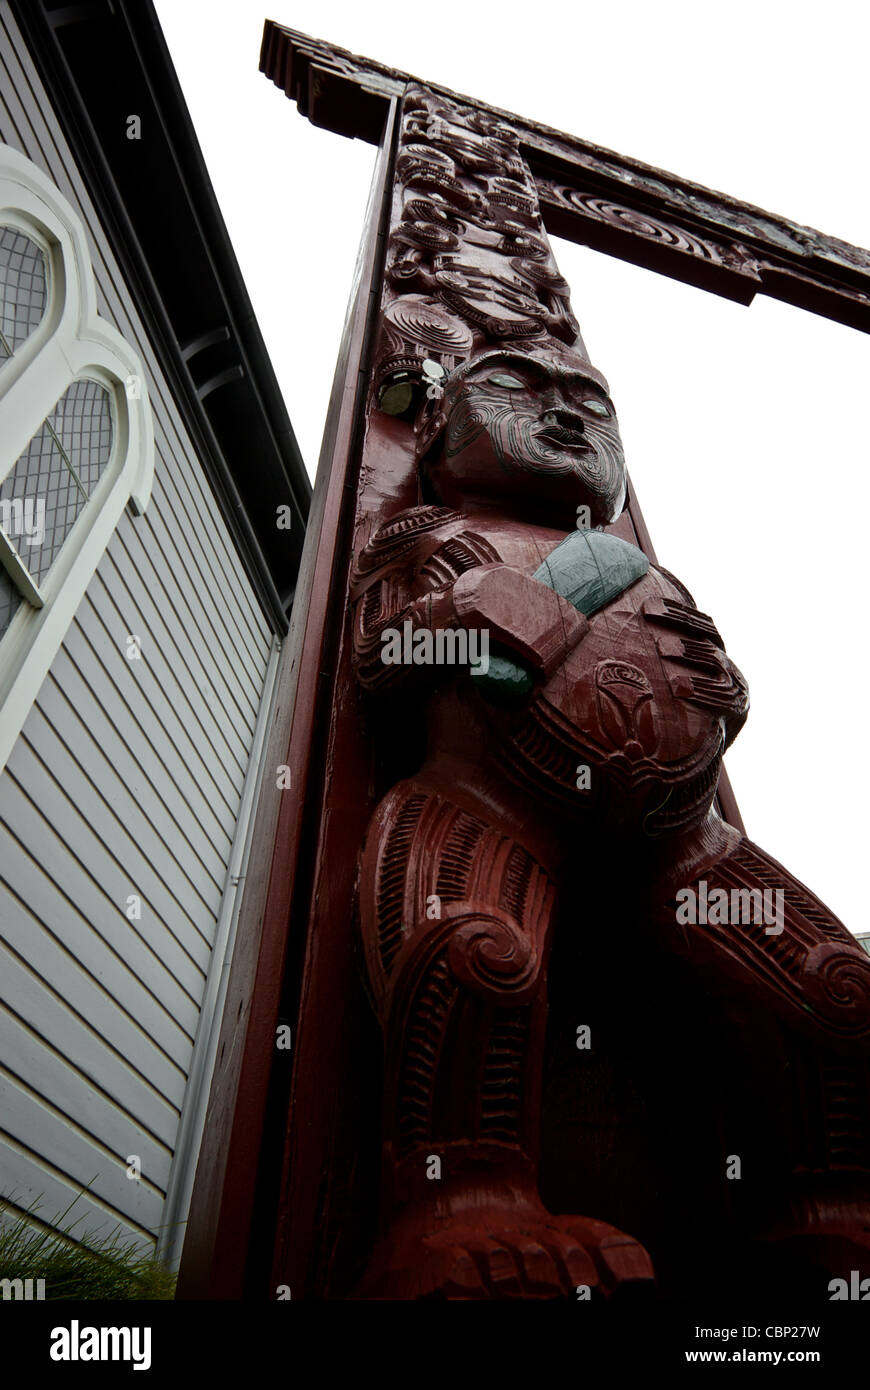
{"left": 180, "top": 30, "right": 870, "bottom": 1303}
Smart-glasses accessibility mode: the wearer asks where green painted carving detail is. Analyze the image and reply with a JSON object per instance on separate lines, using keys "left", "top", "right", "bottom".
{"left": 533, "top": 529, "right": 650, "bottom": 615}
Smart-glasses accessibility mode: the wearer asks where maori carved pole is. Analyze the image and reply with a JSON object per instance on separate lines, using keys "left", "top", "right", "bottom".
{"left": 341, "top": 82, "right": 870, "bottom": 1300}
{"left": 222, "top": 49, "right": 870, "bottom": 1302}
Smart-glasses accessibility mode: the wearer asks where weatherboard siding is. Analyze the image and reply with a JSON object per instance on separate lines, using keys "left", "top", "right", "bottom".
{"left": 0, "top": 4, "right": 274, "bottom": 1253}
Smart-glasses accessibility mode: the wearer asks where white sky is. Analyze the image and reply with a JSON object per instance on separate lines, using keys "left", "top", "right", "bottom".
{"left": 156, "top": 0, "right": 869, "bottom": 933}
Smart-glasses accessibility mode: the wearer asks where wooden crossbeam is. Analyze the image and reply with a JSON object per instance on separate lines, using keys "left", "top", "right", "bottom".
{"left": 261, "top": 20, "right": 870, "bottom": 332}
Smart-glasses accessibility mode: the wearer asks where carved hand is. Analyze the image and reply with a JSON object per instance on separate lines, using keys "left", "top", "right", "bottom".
{"left": 450, "top": 563, "right": 589, "bottom": 675}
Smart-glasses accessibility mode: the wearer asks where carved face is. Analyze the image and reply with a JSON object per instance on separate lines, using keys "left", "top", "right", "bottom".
{"left": 421, "top": 351, "right": 627, "bottom": 525}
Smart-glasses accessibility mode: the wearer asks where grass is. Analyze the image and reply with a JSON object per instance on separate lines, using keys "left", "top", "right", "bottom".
{"left": 0, "top": 1192, "right": 176, "bottom": 1300}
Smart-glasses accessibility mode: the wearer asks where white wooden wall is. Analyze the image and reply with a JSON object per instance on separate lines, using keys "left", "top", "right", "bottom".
{"left": 0, "top": 4, "right": 275, "bottom": 1257}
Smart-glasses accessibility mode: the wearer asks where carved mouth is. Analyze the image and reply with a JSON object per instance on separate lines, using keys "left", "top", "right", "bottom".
{"left": 536, "top": 425, "right": 590, "bottom": 451}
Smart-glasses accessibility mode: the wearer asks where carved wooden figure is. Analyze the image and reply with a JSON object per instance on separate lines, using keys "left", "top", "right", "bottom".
{"left": 343, "top": 84, "right": 870, "bottom": 1300}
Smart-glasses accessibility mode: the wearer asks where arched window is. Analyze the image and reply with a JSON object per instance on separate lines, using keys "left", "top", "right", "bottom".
{"left": 0, "top": 146, "right": 154, "bottom": 772}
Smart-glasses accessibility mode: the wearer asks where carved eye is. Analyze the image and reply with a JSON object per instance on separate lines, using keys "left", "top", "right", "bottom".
{"left": 583, "top": 398, "right": 610, "bottom": 417}
{"left": 487, "top": 372, "right": 525, "bottom": 389}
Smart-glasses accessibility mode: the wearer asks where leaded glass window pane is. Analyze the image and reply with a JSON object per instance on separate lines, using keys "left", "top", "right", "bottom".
{"left": 0, "top": 379, "right": 113, "bottom": 591}
{"left": 51, "top": 379, "right": 115, "bottom": 495}
{"left": 0, "top": 226, "right": 48, "bottom": 360}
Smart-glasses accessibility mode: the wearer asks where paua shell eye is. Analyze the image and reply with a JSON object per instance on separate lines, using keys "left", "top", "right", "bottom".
{"left": 584, "top": 398, "right": 610, "bottom": 417}
{"left": 487, "top": 373, "right": 525, "bottom": 388}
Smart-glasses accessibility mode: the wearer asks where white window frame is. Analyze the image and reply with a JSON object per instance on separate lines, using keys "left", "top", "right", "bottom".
{"left": 0, "top": 146, "right": 154, "bottom": 772}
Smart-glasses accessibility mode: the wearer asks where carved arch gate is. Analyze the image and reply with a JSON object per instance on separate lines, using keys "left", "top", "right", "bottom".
{"left": 178, "top": 25, "right": 870, "bottom": 1301}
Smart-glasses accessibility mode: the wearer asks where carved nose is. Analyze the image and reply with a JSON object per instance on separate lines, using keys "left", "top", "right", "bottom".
{"left": 542, "top": 408, "right": 585, "bottom": 433}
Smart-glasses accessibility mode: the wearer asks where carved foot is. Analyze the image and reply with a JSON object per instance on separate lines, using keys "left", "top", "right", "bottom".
{"left": 354, "top": 1199, "right": 655, "bottom": 1300}
{"left": 756, "top": 1191, "right": 870, "bottom": 1292}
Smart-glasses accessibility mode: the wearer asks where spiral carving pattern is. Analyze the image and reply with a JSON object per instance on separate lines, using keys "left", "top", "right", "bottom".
{"left": 805, "top": 944, "right": 870, "bottom": 1039}
{"left": 447, "top": 911, "right": 539, "bottom": 1000}
{"left": 384, "top": 297, "right": 474, "bottom": 355}
{"left": 543, "top": 186, "right": 724, "bottom": 263}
